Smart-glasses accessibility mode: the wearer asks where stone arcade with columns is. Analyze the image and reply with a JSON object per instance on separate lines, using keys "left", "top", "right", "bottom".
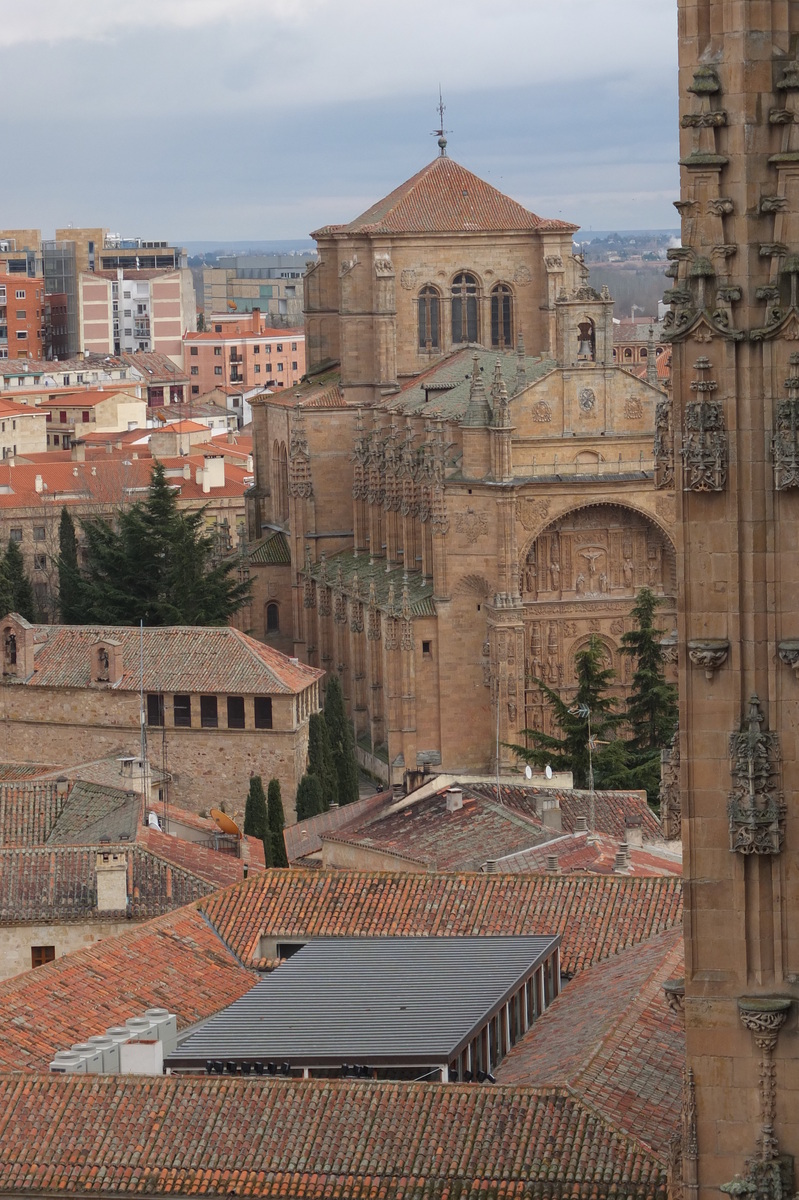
{"left": 248, "top": 148, "right": 674, "bottom": 784}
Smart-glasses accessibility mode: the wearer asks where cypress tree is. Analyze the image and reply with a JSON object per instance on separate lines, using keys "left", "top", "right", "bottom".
{"left": 324, "top": 674, "right": 359, "bottom": 805}
{"left": 307, "top": 712, "right": 337, "bottom": 810}
{"left": 3, "top": 539, "right": 36, "bottom": 621}
{"left": 244, "top": 774, "right": 270, "bottom": 867}
{"left": 58, "top": 507, "right": 83, "bottom": 624}
{"left": 506, "top": 635, "right": 619, "bottom": 789}
{"left": 267, "top": 777, "right": 288, "bottom": 867}
{"left": 295, "top": 773, "right": 324, "bottom": 821}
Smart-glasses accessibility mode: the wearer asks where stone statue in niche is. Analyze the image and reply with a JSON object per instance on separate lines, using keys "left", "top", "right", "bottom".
{"left": 599, "top": 572, "right": 608, "bottom": 594}
{"left": 549, "top": 557, "right": 560, "bottom": 590}
{"left": 4, "top": 631, "right": 16, "bottom": 668}
{"left": 575, "top": 573, "right": 586, "bottom": 596}
{"left": 623, "top": 558, "right": 634, "bottom": 588}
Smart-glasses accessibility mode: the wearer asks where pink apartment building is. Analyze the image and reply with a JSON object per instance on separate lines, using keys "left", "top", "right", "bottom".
{"left": 184, "top": 309, "right": 305, "bottom": 397}
{"left": 79, "top": 268, "right": 196, "bottom": 364}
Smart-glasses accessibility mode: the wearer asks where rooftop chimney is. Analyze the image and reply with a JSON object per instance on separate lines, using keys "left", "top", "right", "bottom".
{"left": 202, "top": 453, "right": 225, "bottom": 493}
{"left": 183, "top": 461, "right": 191, "bottom": 480}
{"left": 546, "top": 853, "right": 560, "bottom": 873}
{"left": 251, "top": 307, "right": 261, "bottom": 334}
{"left": 541, "top": 798, "right": 562, "bottom": 832}
{"left": 95, "top": 851, "right": 128, "bottom": 912}
{"left": 625, "top": 817, "right": 644, "bottom": 848}
{"left": 445, "top": 787, "right": 463, "bottom": 813}
{"left": 575, "top": 815, "right": 588, "bottom": 833}
{"left": 614, "top": 843, "right": 630, "bottom": 872}
{"left": 34, "top": 473, "right": 43, "bottom": 493}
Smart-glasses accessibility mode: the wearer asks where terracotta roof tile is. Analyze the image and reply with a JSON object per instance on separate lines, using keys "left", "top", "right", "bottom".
{"left": 13, "top": 620, "right": 322, "bottom": 695}
{"left": 199, "top": 869, "right": 682, "bottom": 978}
{"left": 0, "top": 906, "right": 253, "bottom": 1070}
{"left": 0, "top": 1075, "right": 668, "bottom": 1197}
{"left": 496, "top": 929, "right": 685, "bottom": 1157}
{"left": 322, "top": 156, "right": 579, "bottom": 236}
{"left": 466, "top": 782, "right": 662, "bottom": 842}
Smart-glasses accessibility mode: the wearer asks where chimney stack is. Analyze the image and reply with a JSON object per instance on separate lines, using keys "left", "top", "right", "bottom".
{"left": 34, "top": 473, "right": 43, "bottom": 493}
{"left": 445, "top": 787, "right": 463, "bottom": 813}
{"left": 575, "top": 815, "right": 588, "bottom": 833}
{"left": 546, "top": 853, "right": 560, "bottom": 873}
{"left": 541, "top": 798, "right": 562, "bottom": 832}
{"left": 95, "top": 851, "right": 128, "bottom": 912}
{"left": 625, "top": 817, "right": 644, "bottom": 848}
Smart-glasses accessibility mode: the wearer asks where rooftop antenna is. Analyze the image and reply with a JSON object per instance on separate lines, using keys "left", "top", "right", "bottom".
{"left": 432, "top": 86, "right": 449, "bottom": 157}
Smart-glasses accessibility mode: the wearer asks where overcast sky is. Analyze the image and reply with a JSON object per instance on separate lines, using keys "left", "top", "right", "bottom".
{"left": 2, "top": 0, "right": 679, "bottom": 242}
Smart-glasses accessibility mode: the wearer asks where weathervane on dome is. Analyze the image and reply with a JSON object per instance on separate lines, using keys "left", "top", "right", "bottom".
{"left": 432, "top": 86, "right": 449, "bottom": 156}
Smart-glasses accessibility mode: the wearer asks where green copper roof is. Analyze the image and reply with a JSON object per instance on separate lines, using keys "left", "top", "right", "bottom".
{"left": 249, "top": 531, "right": 291, "bottom": 566}
{"left": 305, "top": 549, "right": 435, "bottom": 617}
{"left": 383, "top": 348, "right": 556, "bottom": 422}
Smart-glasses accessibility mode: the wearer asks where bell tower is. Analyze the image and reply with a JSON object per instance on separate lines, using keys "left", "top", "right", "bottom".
{"left": 669, "top": 2, "right": 799, "bottom": 1196}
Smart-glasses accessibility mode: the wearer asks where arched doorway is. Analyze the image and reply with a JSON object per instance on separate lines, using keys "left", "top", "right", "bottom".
{"left": 520, "top": 503, "right": 676, "bottom": 741}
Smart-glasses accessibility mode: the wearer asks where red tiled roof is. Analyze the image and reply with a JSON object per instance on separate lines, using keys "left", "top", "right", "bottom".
{"left": 467, "top": 782, "right": 662, "bottom": 842}
{"left": 36, "top": 388, "right": 138, "bottom": 409}
{"left": 316, "top": 156, "right": 579, "bottom": 236}
{"left": 497, "top": 832, "right": 681, "bottom": 877}
{"left": 11, "top": 620, "right": 322, "bottom": 695}
{"left": 199, "top": 869, "right": 682, "bottom": 978}
{"left": 0, "top": 1075, "right": 667, "bottom": 1197}
{"left": 118, "top": 351, "right": 189, "bottom": 383}
{"left": 0, "top": 906, "right": 254, "bottom": 1070}
{"left": 0, "top": 780, "right": 66, "bottom": 846}
{"left": 0, "top": 844, "right": 219, "bottom": 923}
{"left": 496, "top": 929, "right": 685, "bottom": 1158}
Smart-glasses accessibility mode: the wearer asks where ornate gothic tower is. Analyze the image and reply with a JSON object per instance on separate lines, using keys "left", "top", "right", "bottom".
{"left": 669, "top": 2, "right": 799, "bottom": 1196}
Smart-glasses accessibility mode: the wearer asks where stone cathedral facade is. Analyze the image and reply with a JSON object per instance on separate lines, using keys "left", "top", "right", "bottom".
{"left": 667, "top": 2, "right": 799, "bottom": 1198}
{"left": 246, "top": 151, "right": 673, "bottom": 785}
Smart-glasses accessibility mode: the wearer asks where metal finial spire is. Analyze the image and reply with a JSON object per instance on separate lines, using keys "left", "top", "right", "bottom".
{"left": 432, "top": 86, "right": 449, "bottom": 156}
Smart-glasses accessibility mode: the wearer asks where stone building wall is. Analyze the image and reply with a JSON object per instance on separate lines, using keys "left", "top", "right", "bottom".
{"left": 0, "top": 919, "right": 136, "bottom": 983}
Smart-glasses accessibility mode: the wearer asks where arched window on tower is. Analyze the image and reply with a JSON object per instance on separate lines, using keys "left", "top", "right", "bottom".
{"left": 418, "top": 286, "right": 440, "bottom": 350}
{"left": 490, "top": 284, "right": 514, "bottom": 349}
{"left": 451, "top": 272, "right": 479, "bottom": 344}
{"left": 266, "top": 602, "right": 280, "bottom": 634}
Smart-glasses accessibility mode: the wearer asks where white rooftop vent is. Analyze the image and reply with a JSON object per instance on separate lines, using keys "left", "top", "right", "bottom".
{"left": 575, "top": 815, "right": 589, "bottom": 833}
{"left": 445, "top": 787, "right": 463, "bottom": 813}
{"left": 70, "top": 1042, "right": 104, "bottom": 1073}
{"left": 49, "top": 1051, "right": 87, "bottom": 1074}
{"left": 546, "top": 853, "right": 560, "bottom": 873}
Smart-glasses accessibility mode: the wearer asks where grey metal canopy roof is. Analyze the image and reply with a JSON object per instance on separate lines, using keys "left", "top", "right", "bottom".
{"left": 167, "top": 935, "right": 559, "bottom": 1068}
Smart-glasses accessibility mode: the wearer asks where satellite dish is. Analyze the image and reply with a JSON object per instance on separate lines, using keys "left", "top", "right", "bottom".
{"left": 524, "top": 765, "right": 533, "bottom": 780}
{"left": 211, "top": 808, "right": 241, "bottom": 837}
{"left": 545, "top": 765, "right": 553, "bottom": 780}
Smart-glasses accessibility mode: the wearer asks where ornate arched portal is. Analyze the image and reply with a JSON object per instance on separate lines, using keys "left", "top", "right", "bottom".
{"left": 519, "top": 502, "right": 677, "bottom": 741}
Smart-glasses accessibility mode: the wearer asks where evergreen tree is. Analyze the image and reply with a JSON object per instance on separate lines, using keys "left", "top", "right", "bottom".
{"left": 57, "top": 507, "right": 83, "bottom": 624}
{"left": 244, "top": 774, "right": 270, "bottom": 867}
{"left": 267, "top": 777, "right": 288, "bottom": 867}
{"left": 324, "top": 674, "right": 359, "bottom": 805}
{"left": 3, "top": 539, "right": 36, "bottom": 621}
{"left": 307, "top": 712, "right": 337, "bottom": 810}
{"left": 618, "top": 587, "right": 679, "bottom": 803}
{"left": 506, "top": 635, "right": 620, "bottom": 789}
{"left": 196, "top": 313, "right": 206, "bottom": 332}
{"left": 620, "top": 587, "right": 678, "bottom": 751}
{"left": 80, "top": 462, "right": 251, "bottom": 625}
{"left": 295, "top": 773, "right": 324, "bottom": 821}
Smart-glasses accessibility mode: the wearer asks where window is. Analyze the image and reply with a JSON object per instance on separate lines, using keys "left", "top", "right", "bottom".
{"left": 292, "top": 361, "right": 298, "bottom": 370}
{"left": 81, "top": 410, "right": 90, "bottom": 423}
{"left": 34, "top": 554, "right": 47, "bottom": 571}
{"left": 291, "top": 342, "right": 297, "bottom": 351}
{"left": 214, "top": 366, "right": 223, "bottom": 376}
{"left": 276, "top": 942, "right": 305, "bottom": 959}
{"left": 277, "top": 363, "right": 284, "bottom": 372}
{"left": 490, "top": 284, "right": 514, "bottom": 349}
{"left": 227, "top": 695, "right": 245, "bottom": 729}
{"left": 254, "top": 364, "right": 261, "bottom": 374}
{"left": 451, "top": 272, "right": 479, "bottom": 343}
{"left": 53, "top": 435, "right": 60, "bottom": 446}
{"left": 418, "top": 285, "right": 440, "bottom": 349}
{"left": 276, "top": 344, "right": 283, "bottom": 352}
{"left": 9, "top": 528, "right": 22, "bottom": 542}
{"left": 200, "top": 695, "right": 218, "bottom": 728}
{"left": 254, "top": 696, "right": 273, "bottom": 729}
{"left": 266, "top": 602, "right": 279, "bottom": 633}
{"left": 190, "top": 346, "right": 198, "bottom": 356}
{"left": 45, "top": 413, "right": 51, "bottom": 422}
{"left": 15, "top": 310, "right": 26, "bottom": 319}
{"left": 174, "top": 694, "right": 191, "bottom": 727}
{"left": 191, "top": 366, "right": 198, "bottom": 375}
{"left": 16, "top": 331, "right": 27, "bottom": 340}
{"left": 31, "top": 945, "right": 55, "bottom": 968}
{"left": 253, "top": 345, "right": 260, "bottom": 354}
{"left": 147, "top": 693, "right": 165, "bottom": 727}
{"left": 192, "top": 385, "right": 199, "bottom": 395}
{"left": 285, "top": 285, "right": 296, "bottom": 298}
{"left": 214, "top": 347, "right": 222, "bottom": 356}
{"left": 214, "top": 324, "right": 222, "bottom": 333}
{"left": 422, "top": 640, "right": 432, "bottom": 658}
{"left": 33, "top": 526, "right": 45, "bottom": 542}
{"left": 59, "top": 411, "right": 67, "bottom": 423}
{"left": 15, "top": 290, "right": 25, "bottom": 300}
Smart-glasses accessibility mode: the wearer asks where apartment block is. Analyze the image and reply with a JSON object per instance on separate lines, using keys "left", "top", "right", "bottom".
{"left": 0, "top": 273, "right": 45, "bottom": 360}
{"left": 184, "top": 309, "right": 305, "bottom": 398}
